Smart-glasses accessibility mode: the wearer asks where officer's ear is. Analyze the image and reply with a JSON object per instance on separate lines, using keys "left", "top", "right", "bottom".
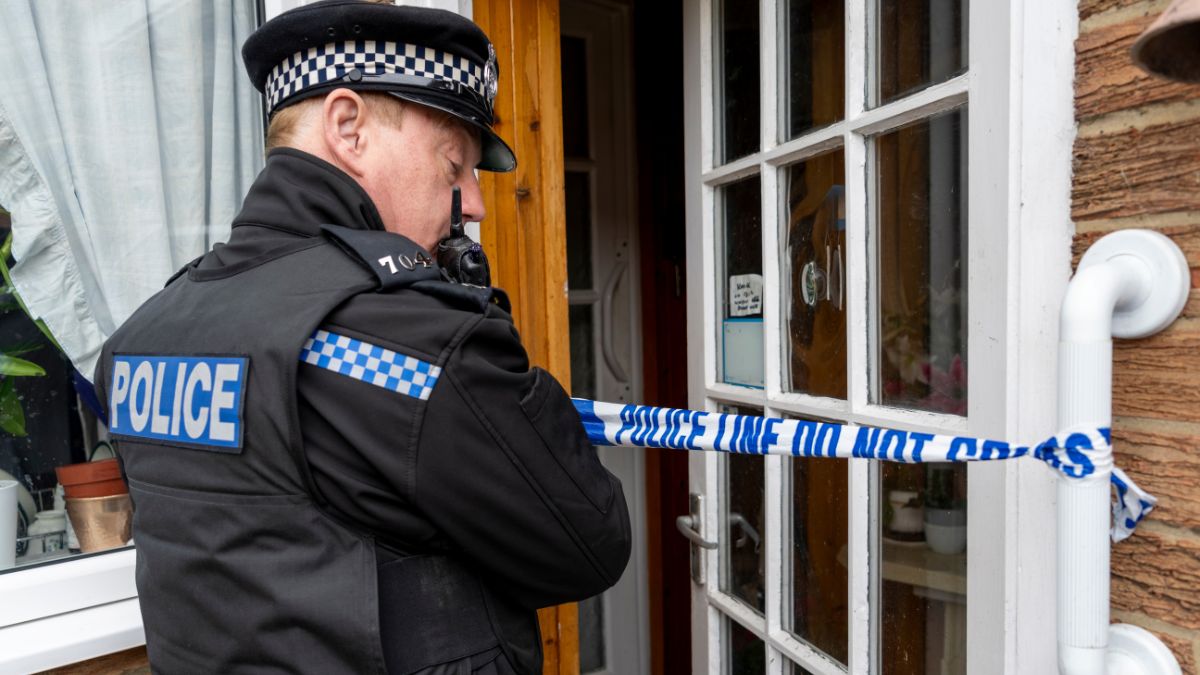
{"left": 322, "top": 88, "right": 369, "bottom": 176}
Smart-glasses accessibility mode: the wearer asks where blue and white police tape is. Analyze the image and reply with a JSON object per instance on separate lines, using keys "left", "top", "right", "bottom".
{"left": 572, "top": 399, "right": 1155, "bottom": 543}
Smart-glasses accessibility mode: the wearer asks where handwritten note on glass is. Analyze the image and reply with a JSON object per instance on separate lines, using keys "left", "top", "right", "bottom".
{"left": 729, "top": 273, "right": 764, "bottom": 317}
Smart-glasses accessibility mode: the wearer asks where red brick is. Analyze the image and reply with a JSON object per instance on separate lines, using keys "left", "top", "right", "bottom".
{"left": 1110, "top": 421, "right": 1200, "bottom": 530}
{"left": 1073, "top": 118, "right": 1200, "bottom": 221}
{"left": 1112, "top": 527, "right": 1200, "bottom": 630}
{"left": 1076, "top": 14, "right": 1197, "bottom": 119}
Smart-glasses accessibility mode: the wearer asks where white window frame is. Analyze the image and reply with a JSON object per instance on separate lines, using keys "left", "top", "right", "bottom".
{"left": 0, "top": 549, "right": 141, "bottom": 672}
{"left": 683, "top": 0, "right": 1078, "bottom": 673}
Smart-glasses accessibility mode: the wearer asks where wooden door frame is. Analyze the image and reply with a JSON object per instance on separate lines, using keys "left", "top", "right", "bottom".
{"left": 472, "top": 1, "right": 579, "bottom": 673}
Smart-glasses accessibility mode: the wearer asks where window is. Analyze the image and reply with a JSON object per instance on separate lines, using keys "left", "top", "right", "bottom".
{"left": 0, "top": 205, "right": 112, "bottom": 573}
{"left": 0, "top": 3, "right": 262, "bottom": 669}
{"left": 684, "top": 0, "right": 1049, "bottom": 672}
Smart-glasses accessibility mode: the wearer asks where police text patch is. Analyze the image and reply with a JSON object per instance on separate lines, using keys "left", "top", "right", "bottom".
{"left": 109, "top": 355, "right": 248, "bottom": 452}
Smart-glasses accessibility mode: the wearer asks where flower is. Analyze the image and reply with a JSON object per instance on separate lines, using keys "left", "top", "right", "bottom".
{"left": 884, "top": 334, "right": 929, "bottom": 385}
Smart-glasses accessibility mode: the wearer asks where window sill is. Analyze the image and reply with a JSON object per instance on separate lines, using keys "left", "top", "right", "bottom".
{"left": 0, "top": 597, "right": 144, "bottom": 672}
{"left": 0, "top": 548, "right": 143, "bottom": 672}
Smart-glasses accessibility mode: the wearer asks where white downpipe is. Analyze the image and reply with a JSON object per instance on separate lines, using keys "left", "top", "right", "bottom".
{"left": 1057, "top": 230, "right": 1189, "bottom": 675}
{"left": 1057, "top": 260, "right": 1140, "bottom": 675}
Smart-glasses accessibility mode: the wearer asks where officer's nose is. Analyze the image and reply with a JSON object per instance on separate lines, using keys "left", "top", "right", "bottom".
{"left": 459, "top": 174, "right": 486, "bottom": 223}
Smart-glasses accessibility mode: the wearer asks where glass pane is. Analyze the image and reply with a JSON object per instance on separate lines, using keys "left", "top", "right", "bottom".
{"left": 565, "top": 171, "right": 594, "bottom": 291}
{"left": 877, "top": 0, "right": 968, "bottom": 105}
{"left": 579, "top": 594, "right": 606, "bottom": 673}
{"left": 789, "top": 452, "right": 848, "bottom": 664}
{"left": 785, "top": 0, "right": 845, "bottom": 139}
{"left": 876, "top": 107, "right": 967, "bottom": 414}
{"left": 569, "top": 305, "right": 597, "bottom": 400}
{"left": 0, "top": 207, "right": 98, "bottom": 574}
{"left": 0, "top": 5, "right": 259, "bottom": 580}
{"left": 879, "top": 461, "right": 967, "bottom": 675}
{"left": 718, "top": 0, "right": 760, "bottom": 162}
{"left": 726, "top": 617, "right": 767, "bottom": 674}
{"left": 792, "top": 663, "right": 818, "bottom": 675}
{"left": 561, "top": 35, "right": 590, "bottom": 159}
{"left": 720, "top": 176, "right": 764, "bottom": 388}
{"left": 785, "top": 149, "right": 847, "bottom": 399}
{"left": 720, "top": 404, "right": 765, "bottom": 613}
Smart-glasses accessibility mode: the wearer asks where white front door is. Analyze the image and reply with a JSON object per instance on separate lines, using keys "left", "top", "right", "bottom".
{"left": 561, "top": 2, "right": 649, "bottom": 673}
{"left": 681, "top": 0, "right": 1073, "bottom": 673}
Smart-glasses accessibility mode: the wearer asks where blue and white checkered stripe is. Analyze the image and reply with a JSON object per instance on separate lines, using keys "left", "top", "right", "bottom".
{"left": 300, "top": 329, "right": 441, "bottom": 400}
{"left": 266, "top": 40, "right": 485, "bottom": 113}
{"left": 572, "top": 399, "right": 1157, "bottom": 542}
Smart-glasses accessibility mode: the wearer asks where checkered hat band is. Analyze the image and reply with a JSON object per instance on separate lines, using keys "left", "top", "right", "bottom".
{"left": 299, "top": 329, "right": 442, "bottom": 401}
{"left": 265, "top": 40, "right": 484, "bottom": 113}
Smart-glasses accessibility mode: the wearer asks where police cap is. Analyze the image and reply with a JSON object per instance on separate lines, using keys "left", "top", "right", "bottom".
{"left": 242, "top": 0, "right": 515, "bottom": 172}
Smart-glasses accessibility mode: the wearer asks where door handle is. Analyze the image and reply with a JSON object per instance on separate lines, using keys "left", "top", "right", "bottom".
{"left": 600, "top": 260, "right": 629, "bottom": 383}
{"left": 830, "top": 244, "right": 844, "bottom": 310}
{"left": 676, "top": 514, "right": 718, "bottom": 549}
{"left": 727, "top": 512, "right": 761, "bottom": 552}
{"left": 681, "top": 493, "right": 711, "bottom": 584}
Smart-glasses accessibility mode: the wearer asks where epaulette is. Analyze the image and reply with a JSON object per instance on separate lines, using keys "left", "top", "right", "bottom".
{"left": 410, "top": 281, "right": 512, "bottom": 314}
{"left": 321, "top": 225, "right": 511, "bottom": 314}
{"left": 320, "top": 224, "right": 441, "bottom": 291}
{"left": 165, "top": 254, "right": 205, "bottom": 287}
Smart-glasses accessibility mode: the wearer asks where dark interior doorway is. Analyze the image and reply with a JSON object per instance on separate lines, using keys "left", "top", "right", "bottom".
{"left": 559, "top": 0, "right": 689, "bottom": 672}
{"left": 629, "top": 0, "right": 690, "bottom": 673}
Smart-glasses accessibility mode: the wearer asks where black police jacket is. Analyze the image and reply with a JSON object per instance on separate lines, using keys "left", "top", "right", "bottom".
{"left": 95, "top": 148, "right": 632, "bottom": 674}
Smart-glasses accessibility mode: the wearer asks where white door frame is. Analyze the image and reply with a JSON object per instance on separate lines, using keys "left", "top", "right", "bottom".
{"left": 682, "top": 0, "right": 1079, "bottom": 672}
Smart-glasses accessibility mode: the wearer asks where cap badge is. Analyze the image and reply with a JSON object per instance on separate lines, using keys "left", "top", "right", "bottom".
{"left": 483, "top": 44, "right": 499, "bottom": 111}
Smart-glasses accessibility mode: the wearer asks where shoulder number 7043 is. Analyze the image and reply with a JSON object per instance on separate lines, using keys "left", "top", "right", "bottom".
{"left": 378, "top": 252, "right": 433, "bottom": 274}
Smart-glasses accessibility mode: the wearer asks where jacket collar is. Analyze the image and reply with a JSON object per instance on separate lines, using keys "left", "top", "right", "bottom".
{"left": 232, "top": 147, "right": 386, "bottom": 235}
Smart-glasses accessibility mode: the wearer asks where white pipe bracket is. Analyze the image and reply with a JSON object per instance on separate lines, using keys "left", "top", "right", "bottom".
{"left": 1107, "top": 625, "right": 1183, "bottom": 675}
{"left": 1076, "top": 230, "right": 1190, "bottom": 340}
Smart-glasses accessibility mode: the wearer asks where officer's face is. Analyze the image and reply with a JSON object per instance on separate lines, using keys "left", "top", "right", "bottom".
{"left": 367, "top": 103, "right": 486, "bottom": 251}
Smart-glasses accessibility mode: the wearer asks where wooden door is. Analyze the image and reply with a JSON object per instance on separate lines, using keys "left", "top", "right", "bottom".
{"left": 471, "top": 1, "right": 580, "bottom": 673}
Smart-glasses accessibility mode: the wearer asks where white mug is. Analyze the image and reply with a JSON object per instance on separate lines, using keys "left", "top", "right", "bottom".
{"left": 27, "top": 509, "right": 68, "bottom": 556}
{"left": 0, "top": 480, "right": 17, "bottom": 569}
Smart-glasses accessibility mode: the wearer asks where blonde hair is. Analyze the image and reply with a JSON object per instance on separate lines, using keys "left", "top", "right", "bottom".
{"left": 264, "top": 91, "right": 408, "bottom": 151}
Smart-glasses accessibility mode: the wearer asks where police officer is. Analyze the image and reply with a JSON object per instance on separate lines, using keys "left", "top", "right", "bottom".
{"left": 94, "top": 2, "right": 631, "bottom": 673}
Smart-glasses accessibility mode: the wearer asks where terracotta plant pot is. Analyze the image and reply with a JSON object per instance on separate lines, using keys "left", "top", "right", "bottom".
{"left": 55, "top": 458, "right": 127, "bottom": 499}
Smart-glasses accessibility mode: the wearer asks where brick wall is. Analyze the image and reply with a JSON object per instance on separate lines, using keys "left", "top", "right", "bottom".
{"left": 1075, "top": 1, "right": 1200, "bottom": 672}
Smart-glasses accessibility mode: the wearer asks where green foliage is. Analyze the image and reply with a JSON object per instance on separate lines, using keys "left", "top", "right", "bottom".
{"left": 0, "top": 234, "right": 60, "bottom": 350}
{"left": 0, "top": 378, "right": 26, "bottom": 436}
{"left": 0, "top": 347, "right": 45, "bottom": 437}
{"left": 0, "top": 353, "right": 45, "bottom": 377}
{"left": 0, "top": 233, "right": 51, "bottom": 436}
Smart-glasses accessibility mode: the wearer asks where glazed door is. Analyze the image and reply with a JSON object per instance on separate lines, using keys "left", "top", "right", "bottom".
{"left": 561, "top": 1, "right": 649, "bottom": 674}
{"left": 680, "top": 0, "right": 1041, "bottom": 673}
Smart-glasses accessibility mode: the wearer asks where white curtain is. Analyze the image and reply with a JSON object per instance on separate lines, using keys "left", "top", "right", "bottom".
{"left": 0, "top": 0, "right": 263, "bottom": 381}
